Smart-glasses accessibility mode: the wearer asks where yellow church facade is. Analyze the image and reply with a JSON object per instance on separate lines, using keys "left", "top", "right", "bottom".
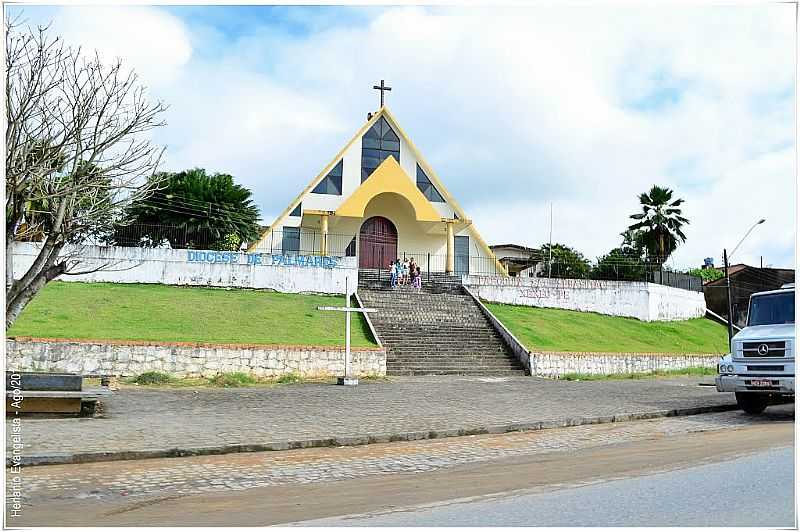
{"left": 249, "top": 106, "right": 506, "bottom": 276}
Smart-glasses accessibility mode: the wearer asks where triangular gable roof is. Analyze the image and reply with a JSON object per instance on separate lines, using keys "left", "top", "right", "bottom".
{"left": 249, "top": 106, "right": 507, "bottom": 274}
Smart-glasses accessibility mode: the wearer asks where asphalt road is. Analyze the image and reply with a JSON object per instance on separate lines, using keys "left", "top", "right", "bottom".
{"left": 303, "top": 446, "right": 795, "bottom": 527}
{"left": 7, "top": 405, "right": 794, "bottom": 527}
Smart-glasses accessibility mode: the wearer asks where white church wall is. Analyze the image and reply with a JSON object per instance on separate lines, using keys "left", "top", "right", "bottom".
{"left": 342, "top": 134, "right": 363, "bottom": 198}
{"left": 11, "top": 242, "right": 358, "bottom": 294}
{"left": 463, "top": 275, "right": 707, "bottom": 322}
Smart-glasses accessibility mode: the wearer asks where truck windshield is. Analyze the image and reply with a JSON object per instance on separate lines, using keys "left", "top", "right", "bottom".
{"left": 748, "top": 292, "right": 795, "bottom": 326}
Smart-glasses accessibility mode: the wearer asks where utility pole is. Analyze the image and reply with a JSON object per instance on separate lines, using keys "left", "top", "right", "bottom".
{"left": 547, "top": 202, "right": 553, "bottom": 278}
{"left": 724, "top": 248, "right": 734, "bottom": 345}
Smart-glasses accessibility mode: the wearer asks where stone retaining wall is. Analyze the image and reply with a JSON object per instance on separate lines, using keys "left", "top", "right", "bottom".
{"left": 6, "top": 339, "right": 386, "bottom": 378}
{"left": 531, "top": 351, "right": 719, "bottom": 378}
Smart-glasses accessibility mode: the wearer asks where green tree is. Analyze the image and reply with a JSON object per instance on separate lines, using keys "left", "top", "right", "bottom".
{"left": 539, "top": 243, "right": 591, "bottom": 279}
{"left": 116, "top": 168, "right": 261, "bottom": 250}
{"left": 593, "top": 247, "right": 648, "bottom": 281}
{"left": 627, "top": 185, "right": 689, "bottom": 264}
{"left": 687, "top": 267, "right": 724, "bottom": 283}
{"left": 6, "top": 20, "right": 166, "bottom": 328}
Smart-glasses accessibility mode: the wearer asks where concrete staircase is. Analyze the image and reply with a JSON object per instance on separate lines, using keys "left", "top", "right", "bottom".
{"left": 358, "top": 274, "right": 526, "bottom": 376}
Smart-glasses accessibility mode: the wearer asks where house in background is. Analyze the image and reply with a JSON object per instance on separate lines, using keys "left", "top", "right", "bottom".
{"left": 704, "top": 264, "right": 795, "bottom": 328}
{"left": 489, "top": 244, "right": 542, "bottom": 277}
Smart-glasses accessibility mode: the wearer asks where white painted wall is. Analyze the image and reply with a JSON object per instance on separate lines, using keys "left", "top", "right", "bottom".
{"left": 11, "top": 242, "right": 358, "bottom": 294}
{"left": 464, "top": 275, "right": 707, "bottom": 322}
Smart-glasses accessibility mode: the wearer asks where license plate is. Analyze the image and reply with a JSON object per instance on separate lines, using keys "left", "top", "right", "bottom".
{"left": 750, "top": 379, "right": 774, "bottom": 387}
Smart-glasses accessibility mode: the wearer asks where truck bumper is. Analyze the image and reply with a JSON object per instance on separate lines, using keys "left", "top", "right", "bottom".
{"left": 715, "top": 375, "right": 795, "bottom": 394}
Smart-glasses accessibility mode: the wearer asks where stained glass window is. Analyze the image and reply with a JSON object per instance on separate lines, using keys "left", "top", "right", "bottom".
{"left": 416, "top": 164, "right": 445, "bottom": 203}
{"left": 361, "top": 117, "right": 400, "bottom": 182}
{"left": 312, "top": 160, "right": 343, "bottom": 195}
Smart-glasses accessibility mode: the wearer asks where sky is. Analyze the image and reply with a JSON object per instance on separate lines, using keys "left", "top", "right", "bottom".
{"left": 7, "top": 3, "right": 796, "bottom": 269}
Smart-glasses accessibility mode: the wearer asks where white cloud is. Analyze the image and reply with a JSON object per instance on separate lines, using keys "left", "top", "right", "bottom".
{"left": 14, "top": 4, "right": 796, "bottom": 268}
{"left": 55, "top": 6, "right": 192, "bottom": 86}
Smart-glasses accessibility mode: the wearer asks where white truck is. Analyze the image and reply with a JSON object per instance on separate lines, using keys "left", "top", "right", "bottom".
{"left": 716, "top": 284, "right": 795, "bottom": 413}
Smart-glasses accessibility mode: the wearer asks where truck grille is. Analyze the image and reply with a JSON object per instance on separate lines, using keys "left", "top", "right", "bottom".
{"left": 746, "top": 365, "right": 784, "bottom": 372}
{"left": 742, "top": 341, "right": 787, "bottom": 357}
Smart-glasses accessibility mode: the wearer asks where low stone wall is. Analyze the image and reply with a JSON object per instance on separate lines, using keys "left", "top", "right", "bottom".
{"left": 463, "top": 275, "right": 706, "bottom": 322}
{"left": 6, "top": 338, "right": 386, "bottom": 378}
{"left": 531, "top": 351, "right": 719, "bottom": 379}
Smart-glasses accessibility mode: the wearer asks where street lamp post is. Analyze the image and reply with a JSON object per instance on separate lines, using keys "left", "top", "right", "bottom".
{"left": 724, "top": 218, "right": 766, "bottom": 344}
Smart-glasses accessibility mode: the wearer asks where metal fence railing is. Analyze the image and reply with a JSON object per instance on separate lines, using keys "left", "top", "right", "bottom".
{"left": 106, "top": 225, "right": 358, "bottom": 254}
{"left": 510, "top": 258, "right": 703, "bottom": 292}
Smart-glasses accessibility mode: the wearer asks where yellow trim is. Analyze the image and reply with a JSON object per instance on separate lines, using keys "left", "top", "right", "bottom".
{"left": 335, "top": 156, "right": 441, "bottom": 222}
{"left": 248, "top": 111, "right": 385, "bottom": 252}
{"left": 380, "top": 107, "right": 508, "bottom": 275}
{"left": 303, "top": 209, "right": 334, "bottom": 216}
{"left": 250, "top": 105, "right": 508, "bottom": 275}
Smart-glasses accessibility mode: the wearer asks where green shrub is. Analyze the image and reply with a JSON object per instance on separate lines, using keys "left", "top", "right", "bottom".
{"left": 209, "top": 372, "right": 258, "bottom": 387}
{"left": 276, "top": 372, "right": 303, "bottom": 384}
{"left": 131, "top": 371, "right": 176, "bottom": 385}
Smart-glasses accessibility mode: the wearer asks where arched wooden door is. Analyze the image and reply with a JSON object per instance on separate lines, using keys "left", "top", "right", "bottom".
{"left": 359, "top": 216, "right": 398, "bottom": 269}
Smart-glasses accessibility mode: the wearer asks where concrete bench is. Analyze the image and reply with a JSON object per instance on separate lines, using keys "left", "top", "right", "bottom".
{"left": 6, "top": 372, "right": 112, "bottom": 416}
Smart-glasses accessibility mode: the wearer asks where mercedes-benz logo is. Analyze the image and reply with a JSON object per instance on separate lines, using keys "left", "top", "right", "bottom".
{"left": 757, "top": 343, "right": 770, "bottom": 356}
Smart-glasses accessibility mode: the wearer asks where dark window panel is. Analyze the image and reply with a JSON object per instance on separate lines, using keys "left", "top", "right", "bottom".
{"left": 282, "top": 226, "right": 300, "bottom": 253}
{"left": 330, "top": 173, "right": 342, "bottom": 195}
{"left": 362, "top": 137, "right": 380, "bottom": 149}
{"left": 362, "top": 156, "right": 380, "bottom": 168}
{"left": 290, "top": 203, "right": 302, "bottom": 216}
{"left": 362, "top": 116, "right": 401, "bottom": 181}
{"left": 382, "top": 127, "right": 399, "bottom": 142}
{"left": 416, "top": 164, "right": 444, "bottom": 202}
{"left": 345, "top": 237, "right": 356, "bottom": 256}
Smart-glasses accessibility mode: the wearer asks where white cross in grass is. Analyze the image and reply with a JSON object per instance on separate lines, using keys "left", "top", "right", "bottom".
{"left": 318, "top": 276, "right": 376, "bottom": 386}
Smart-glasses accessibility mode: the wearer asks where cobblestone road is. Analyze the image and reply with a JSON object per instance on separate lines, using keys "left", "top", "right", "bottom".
{"left": 14, "top": 406, "right": 793, "bottom": 508}
{"left": 8, "top": 375, "right": 735, "bottom": 462}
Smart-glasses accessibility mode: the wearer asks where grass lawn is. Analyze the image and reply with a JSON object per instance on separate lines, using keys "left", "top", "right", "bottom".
{"left": 485, "top": 303, "right": 728, "bottom": 354}
{"left": 8, "top": 282, "right": 377, "bottom": 347}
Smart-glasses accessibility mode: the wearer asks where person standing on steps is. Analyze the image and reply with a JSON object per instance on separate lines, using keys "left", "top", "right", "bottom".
{"left": 414, "top": 266, "right": 422, "bottom": 291}
{"left": 389, "top": 260, "right": 398, "bottom": 288}
{"left": 402, "top": 258, "right": 410, "bottom": 286}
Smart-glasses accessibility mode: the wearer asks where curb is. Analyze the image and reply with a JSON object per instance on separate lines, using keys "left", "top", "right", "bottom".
{"left": 11, "top": 402, "right": 739, "bottom": 467}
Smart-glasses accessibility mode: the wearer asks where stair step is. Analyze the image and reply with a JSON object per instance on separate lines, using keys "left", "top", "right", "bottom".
{"left": 358, "top": 281, "right": 524, "bottom": 376}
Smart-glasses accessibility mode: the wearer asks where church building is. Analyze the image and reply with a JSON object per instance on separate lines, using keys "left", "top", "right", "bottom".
{"left": 249, "top": 90, "right": 505, "bottom": 277}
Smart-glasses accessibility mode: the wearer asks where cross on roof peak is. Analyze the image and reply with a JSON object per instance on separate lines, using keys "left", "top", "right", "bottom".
{"left": 373, "top": 79, "right": 392, "bottom": 107}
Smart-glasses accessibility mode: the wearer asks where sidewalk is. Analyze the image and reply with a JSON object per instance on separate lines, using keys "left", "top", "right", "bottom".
{"left": 8, "top": 375, "right": 737, "bottom": 466}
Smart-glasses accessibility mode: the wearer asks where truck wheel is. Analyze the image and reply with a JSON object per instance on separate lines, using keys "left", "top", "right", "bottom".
{"left": 735, "top": 392, "right": 768, "bottom": 414}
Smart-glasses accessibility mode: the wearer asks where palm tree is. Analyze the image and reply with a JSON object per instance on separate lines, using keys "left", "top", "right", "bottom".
{"left": 627, "top": 185, "right": 689, "bottom": 265}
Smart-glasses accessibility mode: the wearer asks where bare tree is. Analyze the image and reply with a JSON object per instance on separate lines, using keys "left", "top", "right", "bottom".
{"left": 5, "top": 17, "right": 167, "bottom": 327}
